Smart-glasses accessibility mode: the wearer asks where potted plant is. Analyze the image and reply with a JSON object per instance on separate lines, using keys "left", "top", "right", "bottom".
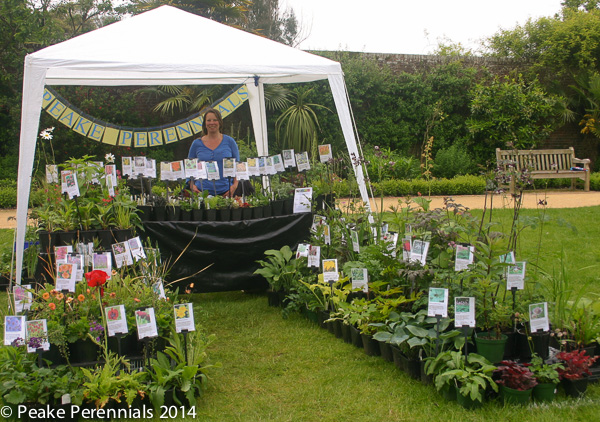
{"left": 557, "top": 349, "right": 599, "bottom": 398}
{"left": 205, "top": 196, "right": 225, "bottom": 221}
{"left": 527, "top": 354, "right": 562, "bottom": 402}
{"left": 81, "top": 348, "right": 148, "bottom": 410}
{"left": 254, "top": 246, "right": 299, "bottom": 307}
{"left": 494, "top": 360, "right": 537, "bottom": 405}
{"left": 147, "top": 329, "right": 216, "bottom": 412}
{"left": 434, "top": 351, "right": 498, "bottom": 409}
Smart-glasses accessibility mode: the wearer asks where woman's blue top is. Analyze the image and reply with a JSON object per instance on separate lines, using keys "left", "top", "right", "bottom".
{"left": 188, "top": 135, "right": 240, "bottom": 195}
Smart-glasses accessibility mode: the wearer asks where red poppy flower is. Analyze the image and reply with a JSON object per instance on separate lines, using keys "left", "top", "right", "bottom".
{"left": 85, "top": 270, "right": 108, "bottom": 288}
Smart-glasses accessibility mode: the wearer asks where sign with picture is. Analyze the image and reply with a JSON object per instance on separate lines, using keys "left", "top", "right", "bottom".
{"left": 174, "top": 303, "right": 196, "bottom": 333}
{"left": 529, "top": 302, "right": 549, "bottom": 332}
{"left": 4, "top": 315, "right": 26, "bottom": 346}
{"left": 308, "top": 245, "right": 320, "bottom": 268}
{"left": 26, "top": 319, "right": 49, "bottom": 353}
{"left": 112, "top": 241, "right": 134, "bottom": 268}
{"left": 427, "top": 287, "right": 449, "bottom": 318}
{"left": 128, "top": 237, "right": 146, "bottom": 262}
{"left": 170, "top": 160, "right": 185, "bottom": 180}
{"left": 135, "top": 308, "right": 159, "bottom": 340}
{"left": 265, "top": 156, "right": 276, "bottom": 175}
{"left": 133, "top": 156, "right": 147, "bottom": 176}
{"left": 454, "top": 244, "right": 475, "bottom": 271}
{"left": 54, "top": 245, "right": 72, "bottom": 264}
{"left": 454, "top": 297, "right": 476, "bottom": 328}
{"left": 295, "top": 152, "right": 310, "bottom": 172}
{"left": 160, "top": 161, "right": 172, "bottom": 181}
{"left": 506, "top": 262, "right": 526, "bottom": 290}
{"left": 293, "top": 187, "right": 313, "bottom": 213}
{"left": 411, "top": 239, "right": 430, "bottom": 266}
{"left": 296, "top": 243, "right": 309, "bottom": 259}
{"left": 46, "top": 165, "right": 58, "bottom": 184}
{"left": 222, "top": 158, "right": 236, "bottom": 178}
{"left": 13, "top": 285, "right": 32, "bottom": 314}
{"left": 322, "top": 258, "right": 339, "bottom": 282}
{"left": 247, "top": 158, "right": 259, "bottom": 176}
{"left": 153, "top": 280, "right": 167, "bottom": 300}
{"left": 236, "top": 162, "right": 250, "bottom": 180}
{"left": 318, "top": 144, "right": 333, "bottom": 163}
{"left": 61, "top": 170, "right": 80, "bottom": 199}
{"left": 322, "top": 224, "right": 331, "bottom": 245}
{"left": 272, "top": 154, "right": 285, "bottom": 173}
{"left": 56, "top": 262, "right": 77, "bottom": 292}
{"left": 105, "top": 305, "right": 128, "bottom": 336}
{"left": 184, "top": 158, "right": 200, "bottom": 179}
{"left": 351, "top": 268, "right": 368, "bottom": 293}
{"left": 92, "top": 252, "right": 113, "bottom": 280}
{"left": 282, "top": 149, "right": 296, "bottom": 168}
{"left": 258, "top": 157, "right": 267, "bottom": 175}
{"left": 145, "top": 158, "right": 157, "bottom": 178}
{"left": 196, "top": 160, "right": 208, "bottom": 179}
{"left": 383, "top": 232, "right": 398, "bottom": 258}
{"left": 122, "top": 157, "right": 133, "bottom": 177}
{"left": 66, "top": 254, "right": 84, "bottom": 282}
{"left": 205, "top": 161, "right": 220, "bottom": 180}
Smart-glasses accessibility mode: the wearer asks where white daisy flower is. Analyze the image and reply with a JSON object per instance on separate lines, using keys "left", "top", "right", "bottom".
{"left": 39, "top": 127, "right": 54, "bottom": 140}
{"left": 105, "top": 153, "right": 115, "bottom": 163}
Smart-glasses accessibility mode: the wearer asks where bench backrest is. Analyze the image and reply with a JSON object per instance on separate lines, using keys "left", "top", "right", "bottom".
{"left": 495, "top": 148, "right": 575, "bottom": 172}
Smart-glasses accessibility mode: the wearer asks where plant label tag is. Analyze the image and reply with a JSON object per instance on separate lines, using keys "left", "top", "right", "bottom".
{"left": 308, "top": 245, "right": 320, "bottom": 268}
{"left": 454, "top": 244, "right": 475, "bottom": 271}
{"left": 293, "top": 187, "right": 312, "bottom": 213}
{"left": 4, "top": 315, "right": 26, "bottom": 346}
{"left": 529, "top": 302, "right": 549, "bottom": 332}
{"left": 106, "top": 305, "right": 128, "bottom": 336}
{"left": 351, "top": 268, "right": 368, "bottom": 293}
{"left": 322, "top": 258, "right": 339, "bottom": 282}
{"left": 506, "top": 261, "right": 526, "bottom": 290}
{"left": 454, "top": 297, "right": 476, "bottom": 328}
{"left": 318, "top": 144, "right": 333, "bottom": 163}
{"left": 135, "top": 307, "right": 159, "bottom": 340}
{"left": 427, "top": 287, "right": 449, "bottom": 318}
{"left": 25, "top": 319, "right": 49, "bottom": 353}
{"left": 282, "top": 149, "right": 296, "bottom": 168}
{"left": 295, "top": 152, "right": 310, "bottom": 172}
{"left": 174, "top": 303, "right": 196, "bottom": 333}
{"left": 223, "top": 157, "right": 236, "bottom": 178}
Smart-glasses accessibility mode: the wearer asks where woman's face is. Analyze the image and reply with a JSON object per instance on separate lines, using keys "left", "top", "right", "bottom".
{"left": 205, "top": 112, "right": 221, "bottom": 133}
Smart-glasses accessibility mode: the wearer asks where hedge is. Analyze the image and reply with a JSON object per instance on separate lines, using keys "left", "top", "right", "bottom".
{"left": 0, "top": 173, "right": 597, "bottom": 209}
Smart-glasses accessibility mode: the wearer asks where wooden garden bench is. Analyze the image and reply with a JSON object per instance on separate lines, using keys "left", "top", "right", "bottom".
{"left": 495, "top": 147, "right": 590, "bottom": 192}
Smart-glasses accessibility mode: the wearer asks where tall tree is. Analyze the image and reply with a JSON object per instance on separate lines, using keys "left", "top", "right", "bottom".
{"left": 246, "top": 0, "right": 299, "bottom": 46}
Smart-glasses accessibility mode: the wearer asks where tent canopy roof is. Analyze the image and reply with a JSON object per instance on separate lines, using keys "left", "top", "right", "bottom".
{"left": 31, "top": 5, "right": 341, "bottom": 85}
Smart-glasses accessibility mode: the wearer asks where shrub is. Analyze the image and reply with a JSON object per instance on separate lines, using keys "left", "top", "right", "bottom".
{"left": 433, "top": 144, "right": 476, "bottom": 179}
{"left": 371, "top": 175, "right": 487, "bottom": 197}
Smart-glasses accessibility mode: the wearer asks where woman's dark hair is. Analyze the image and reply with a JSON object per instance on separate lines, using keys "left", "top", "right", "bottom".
{"left": 202, "top": 108, "right": 223, "bottom": 135}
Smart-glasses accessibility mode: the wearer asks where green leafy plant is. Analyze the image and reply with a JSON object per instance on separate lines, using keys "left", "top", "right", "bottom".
{"left": 527, "top": 354, "right": 562, "bottom": 384}
{"left": 254, "top": 246, "right": 298, "bottom": 292}
{"left": 434, "top": 351, "right": 498, "bottom": 403}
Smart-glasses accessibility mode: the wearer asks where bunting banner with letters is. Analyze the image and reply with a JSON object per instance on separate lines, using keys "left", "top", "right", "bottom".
{"left": 42, "top": 84, "right": 249, "bottom": 148}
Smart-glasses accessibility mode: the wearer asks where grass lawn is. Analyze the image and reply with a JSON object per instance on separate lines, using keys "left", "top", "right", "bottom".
{"left": 193, "top": 291, "right": 600, "bottom": 422}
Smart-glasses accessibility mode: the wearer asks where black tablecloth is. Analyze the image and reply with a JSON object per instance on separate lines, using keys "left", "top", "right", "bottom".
{"left": 142, "top": 213, "right": 312, "bottom": 292}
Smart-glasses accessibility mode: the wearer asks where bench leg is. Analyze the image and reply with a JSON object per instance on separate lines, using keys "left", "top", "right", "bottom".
{"left": 571, "top": 179, "right": 576, "bottom": 190}
{"left": 585, "top": 174, "right": 590, "bottom": 192}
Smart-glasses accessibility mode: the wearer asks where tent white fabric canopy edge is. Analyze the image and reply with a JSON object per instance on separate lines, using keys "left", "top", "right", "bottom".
{"left": 16, "top": 6, "right": 370, "bottom": 284}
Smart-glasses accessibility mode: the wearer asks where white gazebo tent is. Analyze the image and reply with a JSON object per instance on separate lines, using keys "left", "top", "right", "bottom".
{"left": 16, "top": 5, "right": 370, "bottom": 283}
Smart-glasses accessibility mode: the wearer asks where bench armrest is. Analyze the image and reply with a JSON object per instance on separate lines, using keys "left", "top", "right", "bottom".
{"left": 573, "top": 157, "right": 591, "bottom": 170}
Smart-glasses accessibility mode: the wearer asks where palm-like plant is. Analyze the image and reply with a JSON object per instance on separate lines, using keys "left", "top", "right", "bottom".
{"left": 275, "top": 87, "right": 331, "bottom": 155}
{"left": 138, "top": 85, "right": 219, "bottom": 116}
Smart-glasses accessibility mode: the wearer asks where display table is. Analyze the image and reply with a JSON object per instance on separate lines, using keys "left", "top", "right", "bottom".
{"left": 141, "top": 212, "right": 313, "bottom": 292}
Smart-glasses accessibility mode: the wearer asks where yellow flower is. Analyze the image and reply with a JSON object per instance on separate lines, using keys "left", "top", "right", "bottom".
{"left": 176, "top": 306, "right": 188, "bottom": 318}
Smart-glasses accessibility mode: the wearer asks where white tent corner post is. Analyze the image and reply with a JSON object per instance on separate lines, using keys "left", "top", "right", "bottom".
{"left": 246, "top": 81, "right": 268, "bottom": 157}
{"left": 15, "top": 59, "right": 47, "bottom": 285}
{"left": 327, "top": 74, "right": 371, "bottom": 212}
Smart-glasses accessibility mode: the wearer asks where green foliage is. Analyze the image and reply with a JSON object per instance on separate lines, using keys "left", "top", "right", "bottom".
{"left": 371, "top": 175, "right": 487, "bottom": 196}
{"left": 433, "top": 144, "right": 477, "bottom": 179}
{"left": 467, "top": 74, "right": 566, "bottom": 160}
{"left": 486, "top": 8, "right": 600, "bottom": 83}
{"left": 254, "top": 245, "right": 298, "bottom": 292}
